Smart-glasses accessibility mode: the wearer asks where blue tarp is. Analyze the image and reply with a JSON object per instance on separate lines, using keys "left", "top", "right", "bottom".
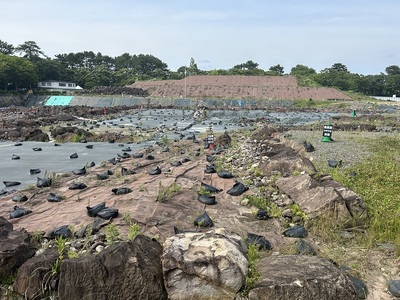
{"left": 45, "top": 96, "right": 74, "bottom": 106}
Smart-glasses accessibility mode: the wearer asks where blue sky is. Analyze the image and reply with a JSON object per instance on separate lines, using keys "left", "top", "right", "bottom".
{"left": 1, "top": 0, "right": 399, "bottom": 75}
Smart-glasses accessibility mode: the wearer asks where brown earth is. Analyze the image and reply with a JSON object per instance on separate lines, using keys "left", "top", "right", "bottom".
{"left": 129, "top": 75, "right": 352, "bottom": 100}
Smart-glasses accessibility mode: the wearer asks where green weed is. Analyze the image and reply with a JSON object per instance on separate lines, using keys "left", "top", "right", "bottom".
{"left": 128, "top": 223, "right": 141, "bottom": 240}
{"left": 156, "top": 182, "right": 182, "bottom": 202}
{"left": 241, "top": 243, "right": 261, "bottom": 296}
{"left": 105, "top": 223, "right": 121, "bottom": 245}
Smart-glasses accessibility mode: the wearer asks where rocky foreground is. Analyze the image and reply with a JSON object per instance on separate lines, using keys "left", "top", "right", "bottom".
{"left": 0, "top": 99, "right": 399, "bottom": 299}
{"left": 4, "top": 116, "right": 396, "bottom": 299}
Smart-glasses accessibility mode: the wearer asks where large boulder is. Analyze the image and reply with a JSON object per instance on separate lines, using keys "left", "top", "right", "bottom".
{"left": 215, "top": 131, "right": 232, "bottom": 148}
{"left": 259, "top": 143, "right": 317, "bottom": 176}
{"left": 0, "top": 217, "right": 36, "bottom": 279}
{"left": 162, "top": 228, "right": 248, "bottom": 300}
{"left": 13, "top": 248, "right": 59, "bottom": 300}
{"left": 275, "top": 174, "right": 368, "bottom": 227}
{"left": 57, "top": 235, "right": 167, "bottom": 300}
{"left": 248, "top": 255, "right": 358, "bottom": 300}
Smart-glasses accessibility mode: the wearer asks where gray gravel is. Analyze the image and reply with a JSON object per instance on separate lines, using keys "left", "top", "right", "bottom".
{"left": 282, "top": 130, "right": 399, "bottom": 172}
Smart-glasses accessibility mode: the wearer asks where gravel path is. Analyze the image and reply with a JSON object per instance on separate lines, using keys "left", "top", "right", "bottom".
{"left": 282, "top": 129, "right": 399, "bottom": 172}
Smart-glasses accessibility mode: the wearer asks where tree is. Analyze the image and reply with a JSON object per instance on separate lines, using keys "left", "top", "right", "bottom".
{"left": 290, "top": 64, "right": 316, "bottom": 77}
{"left": 114, "top": 53, "right": 134, "bottom": 70}
{"left": 314, "top": 63, "right": 354, "bottom": 91}
{"left": 16, "top": 41, "right": 47, "bottom": 61}
{"left": 0, "top": 54, "right": 38, "bottom": 90}
{"left": 383, "top": 74, "right": 400, "bottom": 96}
{"left": 330, "top": 62, "right": 349, "bottom": 73}
{"left": 188, "top": 57, "right": 200, "bottom": 75}
{"left": 268, "top": 64, "right": 284, "bottom": 76}
{"left": 0, "top": 40, "right": 15, "bottom": 55}
{"left": 35, "top": 58, "right": 74, "bottom": 81}
{"left": 385, "top": 65, "right": 400, "bottom": 76}
{"left": 230, "top": 60, "right": 264, "bottom": 75}
{"left": 134, "top": 54, "right": 168, "bottom": 78}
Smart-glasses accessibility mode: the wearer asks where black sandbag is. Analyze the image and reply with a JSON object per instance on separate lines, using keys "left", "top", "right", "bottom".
{"left": 48, "top": 225, "right": 72, "bottom": 239}
{"left": 37, "top": 177, "right": 51, "bottom": 188}
{"left": 69, "top": 182, "right": 87, "bottom": 190}
{"left": 206, "top": 155, "right": 217, "bottom": 162}
{"left": 30, "top": 168, "right": 41, "bottom": 175}
{"left": 97, "top": 208, "right": 119, "bottom": 219}
{"left": 86, "top": 202, "right": 106, "bottom": 217}
{"left": 197, "top": 194, "right": 217, "bottom": 205}
{"left": 227, "top": 182, "right": 248, "bottom": 196}
{"left": 3, "top": 181, "right": 21, "bottom": 187}
{"left": 118, "top": 152, "right": 131, "bottom": 159}
{"left": 204, "top": 165, "right": 216, "bottom": 174}
{"left": 247, "top": 232, "right": 272, "bottom": 250}
{"left": 75, "top": 218, "right": 109, "bottom": 238}
{"left": 296, "top": 239, "right": 317, "bottom": 255}
{"left": 303, "top": 141, "right": 315, "bottom": 152}
{"left": 47, "top": 192, "right": 63, "bottom": 203}
{"left": 132, "top": 152, "right": 144, "bottom": 158}
{"left": 12, "top": 194, "right": 28, "bottom": 202}
{"left": 121, "top": 167, "right": 136, "bottom": 175}
{"left": 88, "top": 161, "right": 95, "bottom": 168}
{"left": 283, "top": 224, "right": 307, "bottom": 238}
{"left": 194, "top": 211, "right": 214, "bottom": 228}
{"left": 72, "top": 167, "right": 86, "bottom": 175}
{"left": 201, "top": 182, "right": 222, "bottom": 193}
{"left": 256, "top": 208, "right": 270, "bottom": 220}
{"left": 170, "top": 161, "right": 182, "bottom": 167}
{"left": 181, "top": 157, "right": 191, "bottom": 163}
{"left": 10, "top": 206, "right": 32, "bottom": 219}
{"left": 11, "top": 154, "right": 20, "bottom": 160}
{"left": 97, "top": 173, "right": 109, "bottom": 180}
{"left": 328, "top": 159, "right": 342, "bottom": 168}
{"left": 145, "top": 154, "right": 155, "bottom": 160}
{"left": 217, "top": 171, "right": 234, "bottom": 179}
{"left": 70, "top": 152, "right": 78, "bottom": 159}
{"left": 148, "top": 166, "right": 161, "bottom": 175}
{"left": 112, "top": 187, "right": 132, "bottom": 195}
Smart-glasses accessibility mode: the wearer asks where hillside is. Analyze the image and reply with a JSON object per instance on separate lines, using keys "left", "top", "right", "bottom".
{"left": 129, "top": 75, "right": 351, "bottom": 101}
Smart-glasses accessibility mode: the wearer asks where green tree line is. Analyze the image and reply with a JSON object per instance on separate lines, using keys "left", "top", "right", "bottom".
{"left": 0, "top": 39, "right": 399, "bottom": 96}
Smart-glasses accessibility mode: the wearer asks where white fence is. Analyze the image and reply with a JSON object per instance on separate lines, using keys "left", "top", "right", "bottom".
{"left": 371, "top": 96, "right": 400, "bottom": 102}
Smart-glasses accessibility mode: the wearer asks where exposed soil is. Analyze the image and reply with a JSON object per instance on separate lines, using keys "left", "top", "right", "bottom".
{"left": 129, "top": 75, "right": 352, "bottom": 100}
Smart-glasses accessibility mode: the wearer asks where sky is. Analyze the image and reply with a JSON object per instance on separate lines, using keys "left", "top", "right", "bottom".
{"left": 1, "top": 0, "right": 399, "bottom": 75}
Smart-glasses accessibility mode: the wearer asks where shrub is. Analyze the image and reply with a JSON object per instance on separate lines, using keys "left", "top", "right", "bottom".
{"left": 156, "top": 182, "right": 181, "bottom": 202}
{"left": 105, "top": 223, "right": 121, "bottom": 245}
{"left": 128, "top": 223, "right": 140, "bottom": 240}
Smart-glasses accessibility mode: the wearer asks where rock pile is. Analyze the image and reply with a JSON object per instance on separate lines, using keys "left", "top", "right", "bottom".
{"left": 0, "top": 126, "right": 373, "bottom": 299}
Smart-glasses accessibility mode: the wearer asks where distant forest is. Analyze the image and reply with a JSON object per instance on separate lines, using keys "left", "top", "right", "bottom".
{"left": 1, "top": 40, "right": 399, "bottom": 97}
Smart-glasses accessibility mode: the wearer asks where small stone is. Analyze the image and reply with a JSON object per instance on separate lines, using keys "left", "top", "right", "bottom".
{"left": 240, "top": 199, "right": 249, "bottom": 206}
{"left": 35, "top": 248, "right": 45, "bottom": 256}
{"left": 339, "top": 231, "right": 355, "bottom": 239}
{"left": 282, "top": 209, "right": 293, "bottom": 218}
{"left": 95, "top": 245, "right": 105, "bottom": 253}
